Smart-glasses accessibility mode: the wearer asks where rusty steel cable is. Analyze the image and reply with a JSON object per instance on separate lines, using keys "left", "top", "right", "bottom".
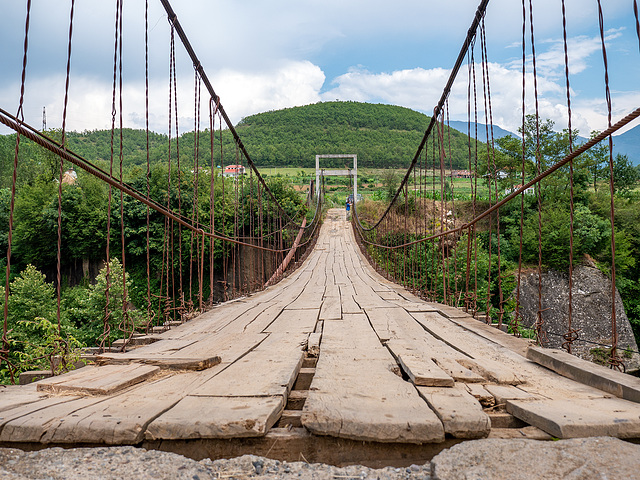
{"left": 561, "top": 0, "right": 579, "bottom": 353}
{"left": 597, "top": 0, "right": 621, "bottom": 370}
{"left": 636, "top": 0, "right": 640, "bottom": 51}
{"left": 2, "top": 0, "right": 33, "bottom": 382}
{"left": 353, "top": 107, "right": 640, "bottom": 253}
{"left": 355, "top": 0, "right": 490, "bottom": 233}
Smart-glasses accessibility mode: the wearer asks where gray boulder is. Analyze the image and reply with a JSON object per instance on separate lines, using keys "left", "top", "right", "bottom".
{"left": 431, "top": 437, "right": 640, "bottom": 480}
{"left": 513, "top": 264, "right": 639, "bottom": 371}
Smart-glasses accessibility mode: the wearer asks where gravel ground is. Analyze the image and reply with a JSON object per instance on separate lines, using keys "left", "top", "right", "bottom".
{"left": 2, "top": 437, "right": 637, "bottom": 479}
{"left": 0, "top": 447, "right": 431, "bottom": 480}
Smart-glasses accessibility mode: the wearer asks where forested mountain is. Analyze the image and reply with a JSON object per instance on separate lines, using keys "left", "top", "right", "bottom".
{"left": 235, "top": 101, "right": 474, "bottom": 169}
{"left": 0, "top": 102, "right": 478, "bottom": 179}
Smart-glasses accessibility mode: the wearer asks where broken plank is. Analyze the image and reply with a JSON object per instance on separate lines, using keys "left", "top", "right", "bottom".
{"left": 464, "top": 383, "right": 495, "bottom": 408}
{"left": 307, "top": 332, "right": 321, "bottom": 357}
{"left": 301, "top": 314, "right": 445, "bottom": 444}
{"left": 416, "top": 384, "right": 490, "bottom": 439}
{"left": 484, "top": 384, "right": 540, "bottom": 405}
{"left": 386, "top": 340, "right": 454, "bottom": 387}
{"left": 190, "top": 333, "right": 306, "bottom": 397}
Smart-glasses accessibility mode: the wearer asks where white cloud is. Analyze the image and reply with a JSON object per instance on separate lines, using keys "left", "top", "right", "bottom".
{"left": 0, "top": 61, "right": 325, "bottom": 134}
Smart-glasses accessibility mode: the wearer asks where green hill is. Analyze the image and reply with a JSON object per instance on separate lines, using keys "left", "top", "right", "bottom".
{"left": 234, "top": 101, "right": 474, "bottom": 169}
{"left": 0, "top": 102, "right": 477, "bottom": 186}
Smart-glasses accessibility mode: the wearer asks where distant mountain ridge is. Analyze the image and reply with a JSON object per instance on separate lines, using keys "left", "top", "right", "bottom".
{"left": 449, "top": 120, "right": 640, "bottom": 166}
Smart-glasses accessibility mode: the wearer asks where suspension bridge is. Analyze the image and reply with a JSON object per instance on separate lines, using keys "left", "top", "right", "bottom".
{"left": 1, "top": 0, "right": 640, "bottom": 466}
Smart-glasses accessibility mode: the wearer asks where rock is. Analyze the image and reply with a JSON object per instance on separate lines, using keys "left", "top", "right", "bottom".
{"left": 514, "top": 265, "right": 639, "bottom": 370}
{"left": 430, "top": 436, "right": 640, "bottom": 480}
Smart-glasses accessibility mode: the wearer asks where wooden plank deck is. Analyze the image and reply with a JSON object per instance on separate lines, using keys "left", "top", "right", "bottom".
{"left": 2, "top": 208, "right": 640, "bottom": 464}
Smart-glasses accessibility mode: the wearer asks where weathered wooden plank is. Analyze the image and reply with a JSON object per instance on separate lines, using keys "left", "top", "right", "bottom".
{"left": 527, "top": 345, "right": 640, "bottom": 404}
{"left": 264, "top": 309, "right": 318, "bottom": 334}
{"left": 301, "top": 314, "right": 445, "bottom": 443}
{"left": 464, "top": 383, "right": 495, "bottom": 407}
{"left": 446, "top": 315, "right": 533, "bottom": 357}
{"left": 370, "top": 307, "right": 485, "bottom": 383}
{"left": 386, "top": 340, "right": 454, "bottom": 387}
{"left": 412, "top": 312, "right": 524, "bottom": 385}
{"left": 364, "top": 307, "right": 400, "bottom": 342}
{"left": 319, "top": 296, "right": 341, "bottom": 320}
{"left": 36, "top": 364, "right": 160, "bottom": 395}
{"left": 37, "top": 369, "right": 226, "bottom": 444}
{"left": 353, "top": 294, "right": 392, "bottom": 309}
{"left": 146, "top": 395, "right": 285, "bottom": 439}
{"left": 432, "top": 358, "right": 486, "bottom": 383}
{"left": 484, "top": 384, "right": 540, "bottom": 405}
{"left": 307, "top": 332, "right": 321, "bottom": 357}
{"left": 190, "top": 333, "right": 305, "bottom": 397}
{"left": 0, "top": 396, "right": 107, "bottom": 443}
{"left": 416, "top": 385, "right": 491, "bottom": 439}
{"left": 0, "top": 385, "right": 50, "bottom": 413}
{"left": 506, "top": 397, "right": 640, "bottom": 439}
{"left": 392, "top": 300, "right": 439, "bottom": 313}
{"left": 285, "top": 290, "right": 325, "bottom": 310}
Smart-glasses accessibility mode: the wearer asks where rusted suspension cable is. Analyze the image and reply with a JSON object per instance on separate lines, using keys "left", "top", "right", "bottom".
{"left": 2, "top": 0, "right": 33, "bottom": 383}
{"left": 353, "top": 106, "right": 640, "bottom": 251}
{"left": 357, "top": 0, "right": 490, "bottom": 232}
{"left": 561, "top": 0, "right": 579, "bottom": 354}
{"left": 158, "top": 0, "right": 305, "bottom": 230}
{"left": 513, "top": 0, "right": 528, "bottom": 338}
{"left": 597, "top": 0, "right": 621, "bottom": 370}
{"left": 0, "top": 109, "right": 307, "bottom": 255}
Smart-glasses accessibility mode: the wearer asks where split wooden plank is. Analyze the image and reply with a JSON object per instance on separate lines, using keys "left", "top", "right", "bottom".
{"left": 26, "top": 331, "right": 275, "bottom": 444}
{"left": 412, "top": 312, "right": 524, "bottom": 385}
{"left": 416, "top": 384, "right": 491, "bottom": 439}
{"left": 339, "top": 285, "right": 363, "bottom": 314}
{"left": 484, "top": 384, "right": 541, "bottom": 405}
{"left": 36, "top": 364, "right": 159, "bottom": 395}
{"left": 264, "top": 308, "right": 318, "bottom": 334}
{"left": 319, "top": 296, "right": 341, "bottom": 320}
{"left": 386, "top": 339, "right": 454, "bottom": 387}
{"left": 307, "top": 332, "right": 321, "bottom": 357}
{"left": 285, "top": 289, "right": 325, "bottom": 310}
{"left": 368, "top": 306, "right": 485, "bottom": 383}
{"left": 234, "top": 303, "right": 284, "bottom": 334}
{"left": 35, "top": 369, "right": 225, "bottom": 444}
{"left": 0, "top": 396, "right": 108, "bottom": 443}
{"left": 302, "top": 313, "right": 445, "bottom": 444}
{"left": 190, "top": 333, "right": 306, "bottom": 397}
{"left": 146, "top": 395, "right": 285, "bottom": 439}
{"left": 506, "top": 397, "right": 640, "bottom": 439}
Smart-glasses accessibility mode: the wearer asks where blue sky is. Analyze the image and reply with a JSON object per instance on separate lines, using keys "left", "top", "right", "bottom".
{"left": 1, "top": 0, "right": 639, "bottom": 138}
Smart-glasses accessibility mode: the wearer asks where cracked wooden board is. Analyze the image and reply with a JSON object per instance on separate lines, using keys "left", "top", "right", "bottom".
{"left": 301, "top": 314, "right": 445, "bottom": 443}
{"left": 416, "top": 384, "right": 491, "bottom": 439}
{"left": 146, "top": 395, "right": 285, "bottom": 440}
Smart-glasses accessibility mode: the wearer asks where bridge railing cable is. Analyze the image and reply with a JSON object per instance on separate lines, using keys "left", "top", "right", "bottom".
{"left": 352, "top": 0, "right": 640, "bottom": 371}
